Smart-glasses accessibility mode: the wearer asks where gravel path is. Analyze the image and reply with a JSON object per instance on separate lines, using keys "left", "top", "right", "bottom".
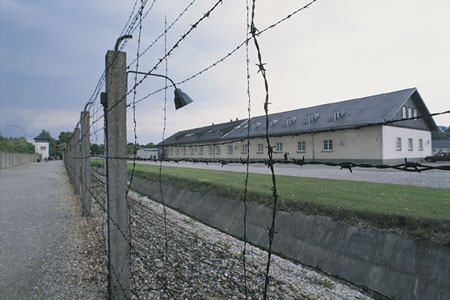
{"left": 0, "top": 161, "right": 105, "bottom": 300}
{"left": 125, "top": 191, "right": 374, "bottom": 299}
{"left": 136, "top": 161, "right": 450, "bottom": 188}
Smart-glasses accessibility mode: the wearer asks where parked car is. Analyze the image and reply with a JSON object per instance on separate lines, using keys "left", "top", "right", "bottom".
{"left": 424, "top": 154, "right": 450, "bottom": 162}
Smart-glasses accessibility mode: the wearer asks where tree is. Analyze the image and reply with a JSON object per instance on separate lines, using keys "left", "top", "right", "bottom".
{"left": 127, "top": 142, "right": 143, "bottom": 155}
{"left": 55, "top": 131, "right": 72, "bottom": 158}
{"left": 0, "top": 132, "right": 34, "bottom": 153}
{"left": 90, "top": 143, "right": 104, "bottom": 156}
{"left": 432, "top": 126, "right": 450, "bottom": 140}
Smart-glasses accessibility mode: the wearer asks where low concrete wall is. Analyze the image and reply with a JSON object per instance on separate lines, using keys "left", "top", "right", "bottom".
{"left": 0, "top": 152, "right": 38, "bottom": 169}
{"left": 130, "top": 176, "right": 450, "bottom": 300}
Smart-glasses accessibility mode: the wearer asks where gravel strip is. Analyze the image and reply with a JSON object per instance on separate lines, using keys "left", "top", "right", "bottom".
{"left": 126, "top": 191, "right": 373, "bottom": 300}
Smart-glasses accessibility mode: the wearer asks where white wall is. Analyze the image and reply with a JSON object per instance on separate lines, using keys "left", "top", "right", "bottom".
{"left": 382, "top": 126, "right": 431, "bottom": 161}
{"left": 165, "top": 126, "right": 384, "bottom": 162}
{"left": 136, "top": 148, "right": 158, "bottom": 159}
{"left": 34, "top": 141, "right": 49, "bottom": 160}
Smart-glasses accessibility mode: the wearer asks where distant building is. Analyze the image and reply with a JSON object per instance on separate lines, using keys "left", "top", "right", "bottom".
{"left": 136, "top": 148, "right": 159, "bottom": 159}
{"left": 158, "top": 88, "right": 437, "bottom": 164}
{"left": 34, "top": 132, "right": 51, "bottom": 160}
{"left": 432, "top": 140, "right": 450, "bottom": 155}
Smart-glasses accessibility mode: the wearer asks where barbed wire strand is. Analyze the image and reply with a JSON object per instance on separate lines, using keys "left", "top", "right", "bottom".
{"left": 63, "top": 162, "right": 136, "bottom": 299}
{"left": 66, "top": 161, "right": 177, "bottom": 297}
{"left": 133, "top": 0, "right": 320, "bottom": 106}
{"left": 158, "top": 14, "right": 171, "bottom": 296}
{"left": 242, "top": 0, "right": 252, "bottom": 298}
{"left": 249, "top": 0, "right": 279, "bottom": 298}
{"left": 85, "top": 0, "right": 319, "bottom": 134}
{"left": 100, "top": 0, "right": 225, "bottom": 120}
{"left": 127, "top": 0, "right": 198, "bottom": 69}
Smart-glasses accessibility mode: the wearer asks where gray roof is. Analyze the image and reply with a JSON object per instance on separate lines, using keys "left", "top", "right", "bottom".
{"left": 34, "top": 132, "right": 52, "bottom": 142}
{"left": 432, "top": 140, "right": 450, "bottom": 148}
{"left": 159, "top": 88, "right": 436, "bottom": 146}
{"left": 158, "top": 119, "right": 247, "bottom": 146}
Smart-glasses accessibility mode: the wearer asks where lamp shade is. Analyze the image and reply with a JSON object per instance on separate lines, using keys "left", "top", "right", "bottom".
{"left": 174, "top": 88, "right": 193, "bottom": 110}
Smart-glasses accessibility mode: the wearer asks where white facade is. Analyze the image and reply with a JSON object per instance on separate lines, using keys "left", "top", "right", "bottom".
{"left": 382, "top": 126, "right": 432, "bottom": 161}
{"left": 34, "top": 141, "right": 49, "bottom": 160}
{"left": 163, "top": 125, "right": 431, "bottom": 164}
{"left": 136, "top": 148, "right": 159, "bottom": 159}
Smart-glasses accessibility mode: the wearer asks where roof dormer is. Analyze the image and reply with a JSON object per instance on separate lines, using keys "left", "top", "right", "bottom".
{"left": 286, "top": 117, "right": 297, "bottom": 126}
{"left": 333, "top": 110, "right": 346, "bottom": 121}
{"left": 269, "top": 119, "right": 279, "bottom": 127}
{"left": 308, "top": 113, "right": 320, "bottom": 124}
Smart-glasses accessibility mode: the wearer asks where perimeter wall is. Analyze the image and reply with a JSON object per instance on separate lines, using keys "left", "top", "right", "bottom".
{"left": 0, "top": 152, "right": 39, "bottom": 169}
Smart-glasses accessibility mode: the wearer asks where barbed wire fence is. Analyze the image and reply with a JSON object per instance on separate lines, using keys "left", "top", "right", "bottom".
{"left": 61, "top": 0, "right": 450, "bottom": 300}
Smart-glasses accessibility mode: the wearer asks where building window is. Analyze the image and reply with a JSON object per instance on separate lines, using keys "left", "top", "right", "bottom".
{"left": 40, "top": 146, "right": 46, "bottom": 150}
{"left": 216, "top": 146, "right": 220, "bottom": 154}
{"left": 242, "top": 144, "right": 248, "bottom": 154}
{"left": 408, "top": 108, "right": 412, "bottom": 119}
{"left": 199, "top": 146, "right": 203, "bottom": 155}
{"left": 257, "top": 143, "right": 264, "bottom": 153}
{"left": 413, "top": 109, "right": 418, "bottom": 119}
{"left": 297, "top": 141, "right": 306, "bottom": 152}
{"left": 190, "top": 147, "right": 194, "bottom": 155}
{"left": 209, "top": 146, "right": 214, "bottom": 154}
{"left": 402, "top": 106, "right": 407, "bottom": 118}
{"left": 170, "top": 148, "right": 173, "bottom": 156}
{"left": 176, "top": 148, "right": 179, "bottom": 155}
{"left": 323, "top": 140, "right": 333, "bottom": 151}
{"left": 396, "top": 137, "right": 402, "bottom": 151}
{"left": 408, "top": 138, "right": 413, "bottom": 151}
{"left": 418, "top": 139, "right": 423, "bottom": 151}
{"left": 275, "top": 143, "right": 283, "bottom": 152}
{"left": 183, "top": 147, "right": 186, "bottom": 155}
{"left": 228, "top": 145, "right": 233, "bottom": 154}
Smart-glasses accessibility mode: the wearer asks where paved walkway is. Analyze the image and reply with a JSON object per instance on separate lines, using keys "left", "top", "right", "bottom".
{"left": 0, "top": 161, "right": 80, "bottom": 299}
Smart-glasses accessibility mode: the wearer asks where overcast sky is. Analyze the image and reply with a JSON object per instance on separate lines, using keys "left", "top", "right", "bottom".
{"left": 1, "top": 0, "right": 449, "bottom": 144}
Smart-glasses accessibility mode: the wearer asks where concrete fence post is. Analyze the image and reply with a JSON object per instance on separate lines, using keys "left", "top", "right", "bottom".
{"left": 104, "top": 49, "right": 130, "bottom": 300}
{"left": 81, "top": 111, "right": 91, "bottom": 216}
{"left": 73, "top": 127, "right": 81, "bottom": 195}
{"left": 67, "top": 136, "right": 74, "bottom": 185}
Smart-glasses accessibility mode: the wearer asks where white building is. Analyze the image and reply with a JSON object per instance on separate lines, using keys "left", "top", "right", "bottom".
{"left": 158, "top": 88, "right": 437, "bottom": 164}
{"left": 34, "top": 132, "right": 51, "bottom": 160}
{"left": 136, "top": 148, "right": 159, "bottom": 159}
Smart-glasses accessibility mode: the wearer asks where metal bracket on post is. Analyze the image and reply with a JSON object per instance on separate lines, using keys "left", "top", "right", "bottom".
{"left": 101, "top": 92, "right": 108, "bottom": 107}
{"left": 114, "top": 35, "right": 132, "bottom": 52}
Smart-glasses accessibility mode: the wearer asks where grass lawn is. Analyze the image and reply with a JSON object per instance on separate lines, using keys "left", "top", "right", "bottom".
{"left": 92, "top": 161, "right": 450, "bottom": 243}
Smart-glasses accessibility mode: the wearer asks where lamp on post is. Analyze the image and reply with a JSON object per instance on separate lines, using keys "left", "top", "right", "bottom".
{"left": 127, "top": 70, "right": 194, "bottom": 109}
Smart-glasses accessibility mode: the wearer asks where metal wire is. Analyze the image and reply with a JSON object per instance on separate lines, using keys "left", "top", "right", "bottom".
{"left": 249, "top": 1, "right": 279, "bottom": 297}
